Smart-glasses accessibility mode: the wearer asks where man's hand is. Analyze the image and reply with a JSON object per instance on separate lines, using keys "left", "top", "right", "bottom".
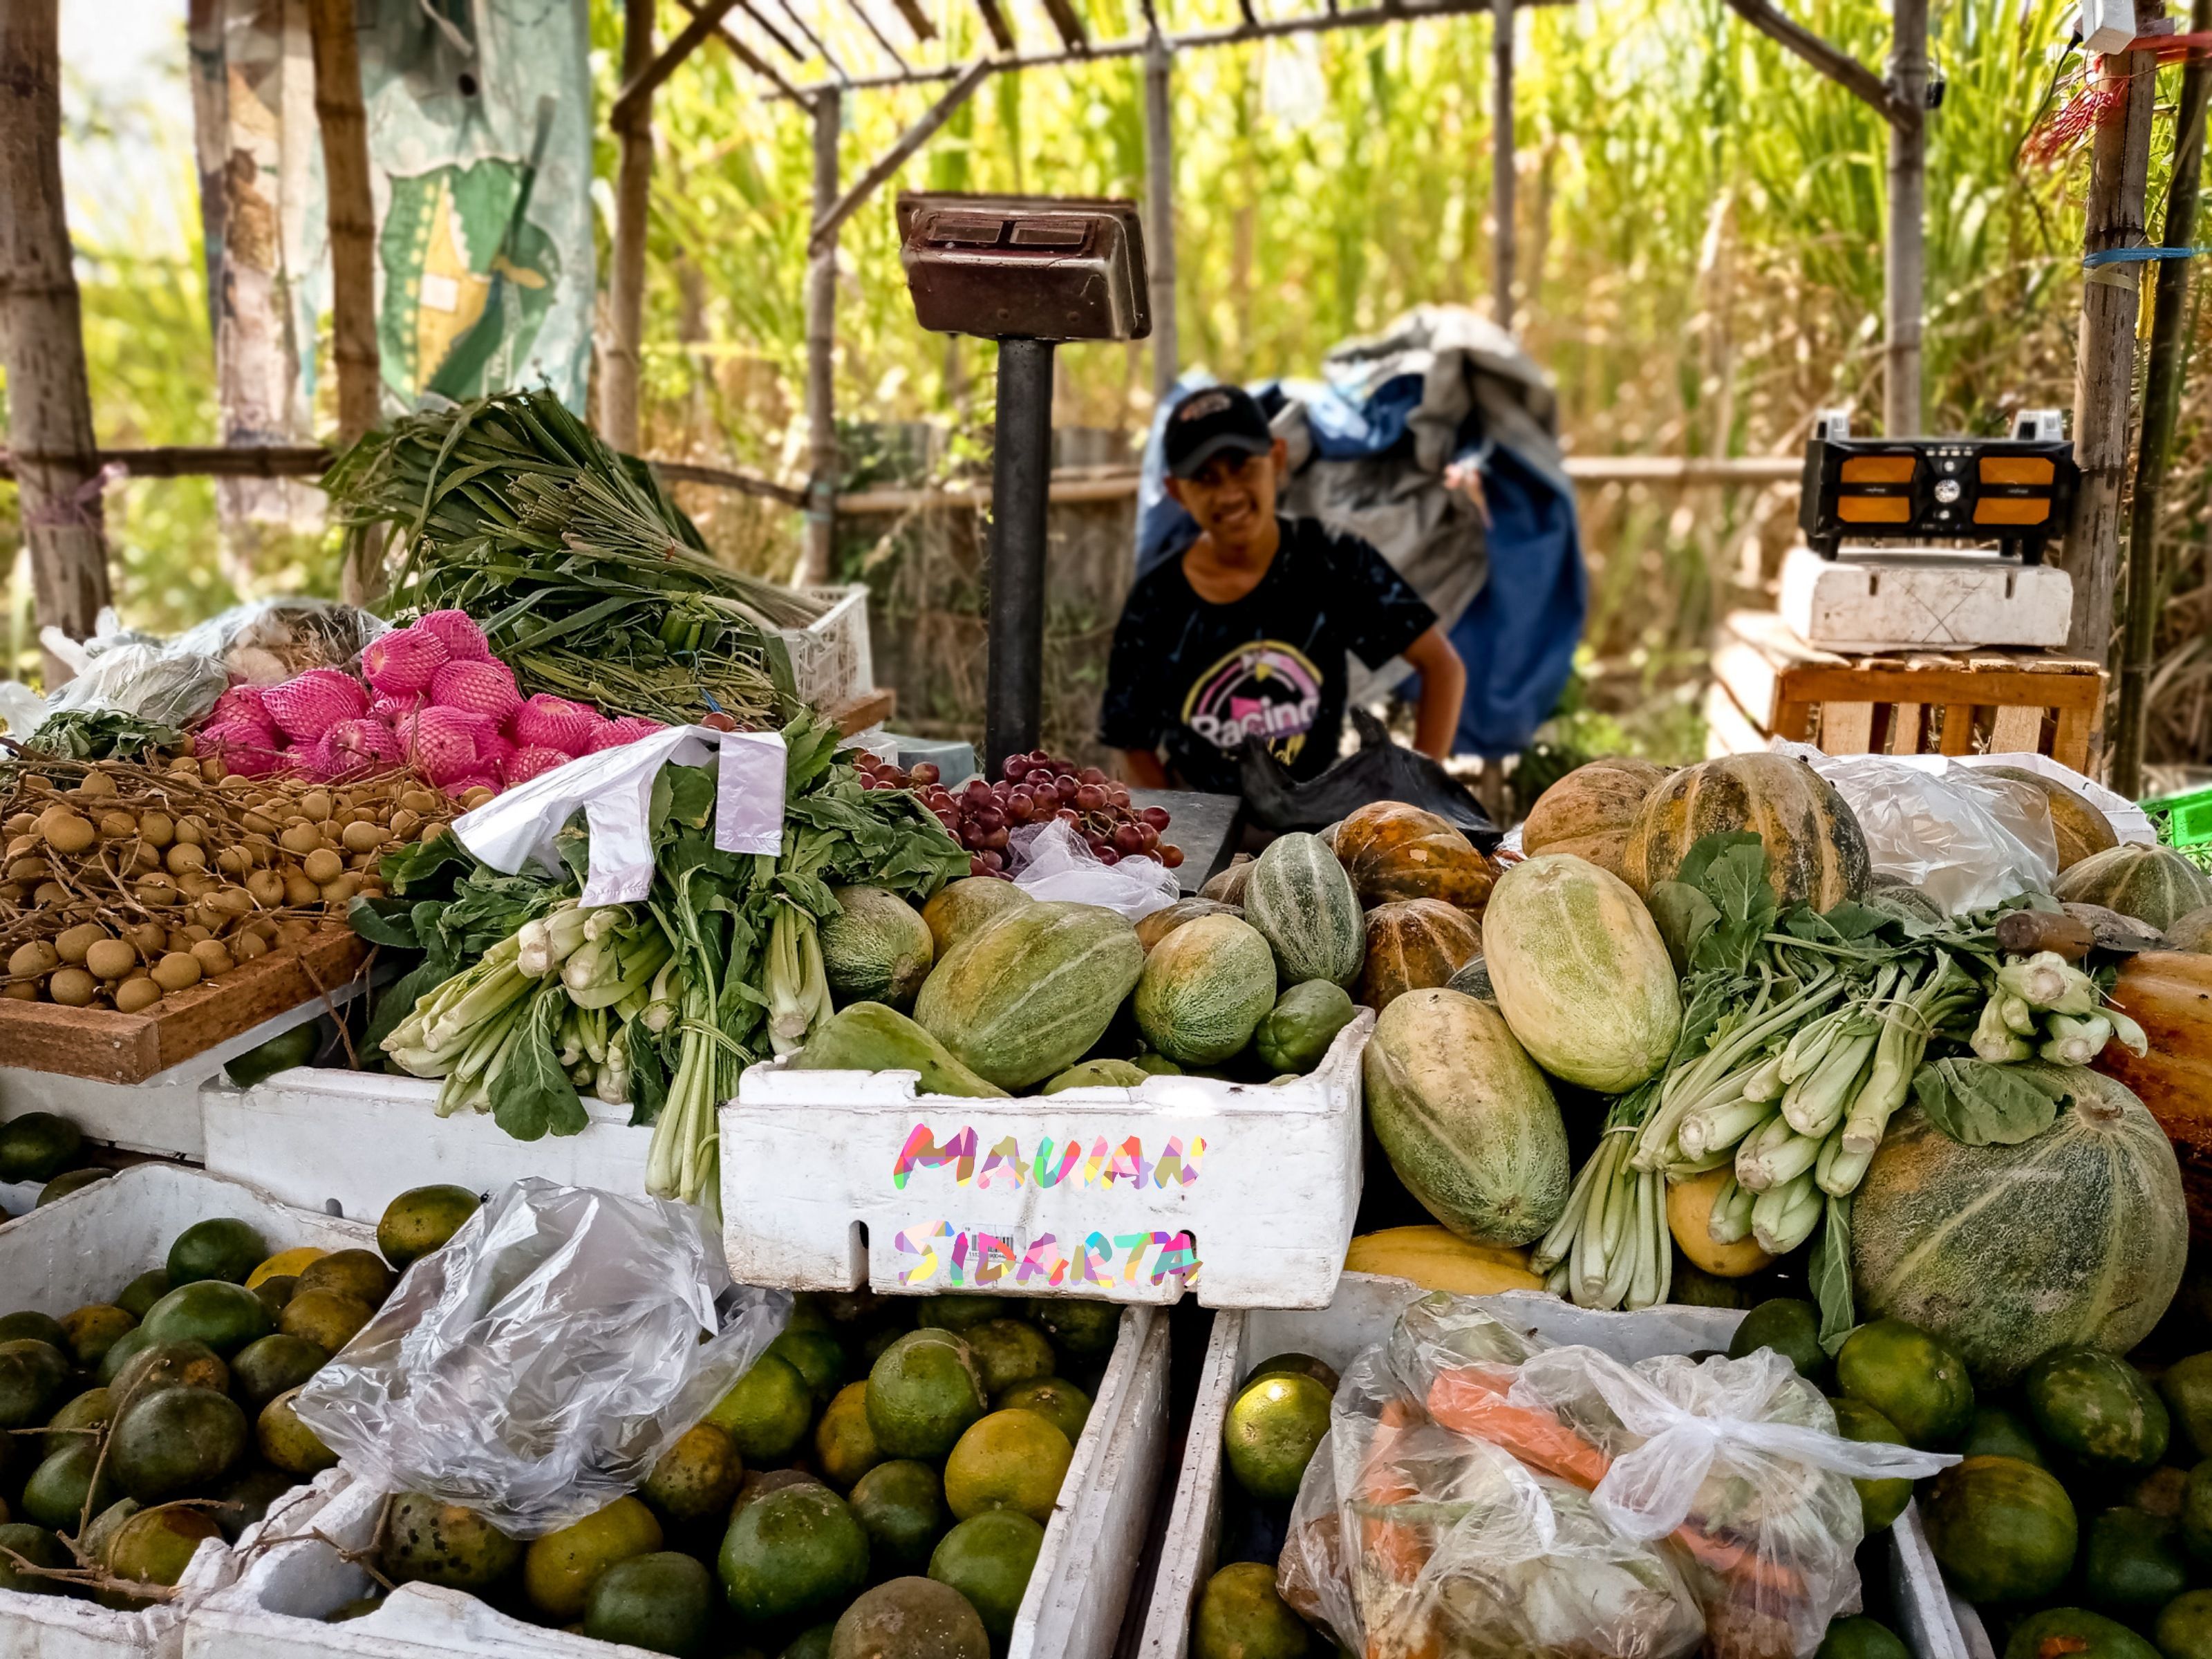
{"left": 1402, "top": 625, "right": 1468, "bottom": 762}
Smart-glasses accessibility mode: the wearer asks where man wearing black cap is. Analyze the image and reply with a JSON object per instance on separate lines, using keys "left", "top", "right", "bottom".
{"left": 1100, "top": 384, "right": 1467, "bottom": 794}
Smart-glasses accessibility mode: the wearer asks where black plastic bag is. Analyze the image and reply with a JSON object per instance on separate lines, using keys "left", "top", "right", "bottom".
{"left": 1238, "top": 709, "right": 1501, "bottom": 848}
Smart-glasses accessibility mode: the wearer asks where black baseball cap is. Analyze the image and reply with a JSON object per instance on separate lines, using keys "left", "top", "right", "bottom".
{"left": 1164, "top": 385, "right": 1275, "bottom": 479}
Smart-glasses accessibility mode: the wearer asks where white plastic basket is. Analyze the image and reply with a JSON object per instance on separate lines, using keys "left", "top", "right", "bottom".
{"left": 0, "top": 1164, "right": 377, "bottom": 1659}
{"left": 782, "top": 584, "right": 874, "bottom": 716}
{"left": 182, "top": 1304, "right": 1171, "bottom": 1659}
{"left": 201, "top": 1068, "right": 653, "bottom": 1221}
{"left": 719, "top": 1012, "right": 1374, "bottom": 1310}
{"left": 1138, "top": 1277, "right": 1973, "bottom": 1659}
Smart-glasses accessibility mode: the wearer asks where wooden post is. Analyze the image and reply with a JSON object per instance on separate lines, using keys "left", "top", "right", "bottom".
{"left": 2114, "top": 0, "right": 2212, "bottom": 796}
{"left": 798, "top": 84, "right": 841, "bottom": 588}
{"left": 307, "top": 0, "right": 385, "bottom": 605}
{"left": 2059, "top": 3, "right": 2161, "bottom": 684}
{"left": 1885, "top": 0, "right": 1925, "bottom": 435}
{"left": 1143, "top": 33, "right": 1179, "bottom": 404}
{"left": 0, "top": 0, "right": 110, "bottom": 686}
{"left": 605, "top": 0, "right": 655, "bottom": 453}
{"left": 1492, "top": 0, "right": 1516, "bottom": 330}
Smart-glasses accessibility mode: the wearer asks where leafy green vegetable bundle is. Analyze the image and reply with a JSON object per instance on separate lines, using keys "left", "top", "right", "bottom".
{"left": 1533, "top": 834, "right": 2147, "bottom": 1343}
{"left": 322, "top": 388, "right": 833, "bottom": 727}
{"left": 353, "top": 715, "right": 967, "bottom": 1212}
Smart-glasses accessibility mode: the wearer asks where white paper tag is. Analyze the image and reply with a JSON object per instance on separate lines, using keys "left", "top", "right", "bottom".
{"left": 715, "top": 730, "right": 790, "bottom": 856}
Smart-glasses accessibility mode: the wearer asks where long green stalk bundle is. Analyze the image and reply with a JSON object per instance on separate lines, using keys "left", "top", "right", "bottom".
{"left": 321, "top": 388, "right": 834, "bottom": 726}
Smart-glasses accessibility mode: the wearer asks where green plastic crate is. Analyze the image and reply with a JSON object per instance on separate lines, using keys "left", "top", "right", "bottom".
{"left": 2142, "top": 784, "right": 2212, "bottom": 874}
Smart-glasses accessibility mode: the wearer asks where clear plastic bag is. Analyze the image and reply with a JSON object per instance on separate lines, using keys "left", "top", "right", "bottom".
{"left": 1282, "top": 1293, "right": 1957, "bottom": 1659}
{"left": 171, "top": 597, "right": 387, "bottom": 684}
{"left": 1009, "top": 818, "right": 1181, "bottom": 919}
{"left": 292, "top": 1179, "right": 789, "bottom": 1536}
{"left": 1775, "top": 741, "right": 2059, "bottom": 912}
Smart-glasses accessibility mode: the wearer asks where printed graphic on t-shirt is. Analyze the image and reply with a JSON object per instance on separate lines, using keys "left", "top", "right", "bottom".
{"left": 1181, "top": 640, "right": 1324, "bottom": 762}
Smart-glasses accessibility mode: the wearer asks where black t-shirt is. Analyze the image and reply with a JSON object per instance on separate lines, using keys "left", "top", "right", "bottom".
{"left": 1099, "top": 516, "right": 1436, "bottom": 796}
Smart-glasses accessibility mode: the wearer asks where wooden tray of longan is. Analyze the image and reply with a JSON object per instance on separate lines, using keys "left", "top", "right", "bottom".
{"left": 0, "top": 926, "right": 370, "bottom": 1083}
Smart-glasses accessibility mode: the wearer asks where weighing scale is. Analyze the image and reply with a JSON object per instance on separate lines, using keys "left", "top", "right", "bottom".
{"left": 896, "top": 191, "right": 1150, "bottom": 775}
{"left": 1781, "top": 410, "right": 2083, "bottom": 654}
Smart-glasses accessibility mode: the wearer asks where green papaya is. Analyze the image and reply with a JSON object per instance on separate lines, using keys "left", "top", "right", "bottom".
{"left": 791, "top": 1004, "right": 1007, "bottom": 1098}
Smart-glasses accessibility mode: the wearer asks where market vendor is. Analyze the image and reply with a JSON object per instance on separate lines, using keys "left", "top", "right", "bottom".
{"left": 1101, "top": 384, "right": 1468, "bottom": 794}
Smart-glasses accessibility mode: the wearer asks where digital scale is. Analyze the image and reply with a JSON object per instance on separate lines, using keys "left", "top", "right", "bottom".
{"left": 1782, "top": 410, "right": 2083, "bottom": 654}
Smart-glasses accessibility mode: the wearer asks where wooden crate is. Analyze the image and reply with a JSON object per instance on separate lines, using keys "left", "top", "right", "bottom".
{"left": 1706, "top": 610, "right": 2106, "bottom": 771}
{"left": 0, "top": 929, "right": 368, "bottom": 1085}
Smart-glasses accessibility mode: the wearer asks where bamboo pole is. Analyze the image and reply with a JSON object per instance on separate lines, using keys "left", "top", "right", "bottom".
{"left": 0, "top": 0, "right": 110, "bottom": 686}
{"left": 797, "top": 86, "right": 842, "bottom": 587}
{"left": 604, "top": 0, "right": 656, "bottom": 453}
{"left": 2115, "top": 4, "right": 2212, "bottom": 797}
{"left": 1885, "top": 0, "right": 1926, "bottom": 435}
{"left": 2059, "top": 2, "right": 2162, "bottom": 690}
{"left": 1492, "top": 0, "right": 1516, "bottom": 330}
{"left": 1143, "top": 33, "right": 1179, "bottom": 404}
{"left": 307, "top": 0, "right": 385, "bottom": 606}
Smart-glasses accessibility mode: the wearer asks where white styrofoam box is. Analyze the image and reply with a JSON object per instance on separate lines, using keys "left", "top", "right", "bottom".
{"left": 720, "top": 1012, "right": 1375, "bottom": 1309}
{"left": 1781, "top": 545, "right": 2075, "bottom": 654}
{"left": 0, "top": 980, "right": 368, "bottom": 1161}
{"left": 203, "top": 1068, "right": 652, "bottom": 1221}
{"left": 1138, "top": 1277, "right": 1969, "bottom": 1659}
{"left": 183, "top": 1304, "right": 1172, "bottom": 1659}
{"left": 0, "top": 1165, "right": 375, "bottom": 1659}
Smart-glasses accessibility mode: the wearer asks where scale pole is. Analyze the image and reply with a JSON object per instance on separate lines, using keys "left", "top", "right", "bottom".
{"left": 986, "top": 337, "right": 1056, "bottom": 775}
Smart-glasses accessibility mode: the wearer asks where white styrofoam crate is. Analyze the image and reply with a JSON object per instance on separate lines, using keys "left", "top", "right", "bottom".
{"left": 720, "top": 1012, "right": 1374, "bottom": 1310}
{"left": 203, "top": 1069, "right": 652, "bottom": 1221}
{"left": 0, "top": 1164, "right": 376, "bottom": 1658}
{"left": 182, "top": 1303, "right": 1172, "bottom": 1659}
{"left": 1780, "top": 545, "right": 2074, "bottom": 653}
{"left": 1138, "top": 1277, "right": 1970, "bottom": 1659}
{"left": 0, "top": 980, "right": 368, "bottom": 1161}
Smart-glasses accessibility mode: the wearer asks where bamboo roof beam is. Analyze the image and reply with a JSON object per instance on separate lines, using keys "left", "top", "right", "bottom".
{"left": 840, "top": 0, "right": 915, "bottom": 75}
{"left": 614, "top": 0, "right": 748, "bottom": 129}
{"left": 811, "top": 57, "right": 996, "bottom": 254}
{"left": 1039, "top": 0, "right": 1094, "bottom": 52}
{"left": 973, "top": 0, "right": 1019, "bottom": 53}
{"left": 890, "top": 0, "right": 940, "bottom": 39}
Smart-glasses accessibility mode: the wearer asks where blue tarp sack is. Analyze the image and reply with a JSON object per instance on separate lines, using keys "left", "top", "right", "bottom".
{"left": 1136, "top": 304, "right": 1585, "bottom": 760}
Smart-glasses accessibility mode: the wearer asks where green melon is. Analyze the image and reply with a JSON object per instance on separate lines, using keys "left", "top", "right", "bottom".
{"left": 1242, "top": 832, "right": 1363, "bottom": 988}
{"left": 1362, "top": 986, "right": 1570, "bottom": 1246}
{"left": 2054, "top": 844, "right": 2212, "bottom": 932}
{"left": 821, "top": 886, "right": 936, "bottom": 1010}
{"left": 1850, "top": 1076, "right": 2188, "bottom": 1384}
{"left": 919, "top": 879, "right": 1031, "bottom": 960}
{"left": 914, "top": 902, "right": 1143, "bottom": 1089}
{"left": 1623, "top": 751, "right": 1871, "bottom": 910}
{"left": 1132, "top": 914, "right": 1277, "bottom": 1065}
{"left": 1923, "top": 1455, "right": 2079, "bottom": 1603}
{"left": 1482, "top": 854, "right": 1683, "bottom": 1093}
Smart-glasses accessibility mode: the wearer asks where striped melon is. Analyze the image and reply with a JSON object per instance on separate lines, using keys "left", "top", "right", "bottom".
{"left": 1850, "top": 1073, "right": 2188, "bottom": 1384}
{"left": 1483, "top": 854, "right": 1682, "bottom": 1093}
{"left": 1623, "top": 753, "right": 1871, "bottom": 910}
{"left": 912, "top": 901, "right": 1143, "bottom": 1089}
{"left": 1976, "top": 765, "right": 2119, "bottom": 871}
{"left": 919, "top": 878, "right": 1032, "bottom": 960}
{"left": 1363, "top": 988, "right": 1571, "bottom": 1246}
{"left": 2167, "top": 906, "right": 2212, "bottom": 953}
{"left": 1134, "top": 897, "right": 1241, "bottom": 955}
{"left": 1359, "top": 899, "right": 1483, "bottom": 1011}
{"left": 1244, "top": 832, "right": 1363, "bottom": 986}
{"left": 2052, "top": 844, "right": 2212, "bottom": 932}
{"left": 1335, "top": 803, "right": 1497, "bottom": 913}
{"left": 820, "top": 885, "right": 935, "bottom": 1009}
{"left": 1520, "top": 758, "right": 1671, "bottom": 878}
{"left": 1132, "top": 913, "right": 1279, "bottom": 1065}
{"left": 1200, "top": 859, "right": 1255, "bottom": 906}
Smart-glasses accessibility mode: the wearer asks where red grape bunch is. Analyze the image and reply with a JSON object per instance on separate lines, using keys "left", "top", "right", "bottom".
{"left": 859, "top": 749, "right": 1180, "bottom": 880}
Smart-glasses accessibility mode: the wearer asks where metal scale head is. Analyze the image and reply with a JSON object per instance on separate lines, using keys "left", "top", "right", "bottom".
{"left": 897, "top": 191, "right": 1151, "bottom": 342}
{"left": 1797, "top": 408, "right": 2079, "bottom": 565}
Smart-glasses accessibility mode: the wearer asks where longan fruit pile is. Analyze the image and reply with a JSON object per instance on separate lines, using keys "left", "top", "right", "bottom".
{"left": 1, "top": 754, "right": 453, "bottom": 1015}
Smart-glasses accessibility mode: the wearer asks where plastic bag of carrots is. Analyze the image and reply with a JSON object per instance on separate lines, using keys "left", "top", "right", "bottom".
{"left": 1278, "top": 1293, "right": 1953, "bottom": 1659}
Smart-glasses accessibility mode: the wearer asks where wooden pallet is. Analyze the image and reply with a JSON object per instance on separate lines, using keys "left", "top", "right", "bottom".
{"left": 1706, "top": 610, "right": 2106, "bottom": 771}
{"left": 0, "top": 929, "right": 369, "bottom": 1085}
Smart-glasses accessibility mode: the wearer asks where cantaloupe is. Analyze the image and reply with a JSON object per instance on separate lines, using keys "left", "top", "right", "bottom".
{"left": 1520, "top": 758, "right": 1670, "bottom": 878}
{"left": 1624, "top": 753, "right": 1871, "bottom": 910}
{"left": 920, "top": 879, "right": 1032, "bottom": 960}
{"left": 820, "top": 885, "right": 935, "bottom": 1009}
{"left": 1333, "top": 803, "right": 1497, "bottom": 912}
{"left": 1134, "top": 897, "right": 1241, "bottom": 955}
{"left": 1243, "top": 832, "right": 1363, "bottom": 987}
{"left": 1199, "top": 859, "right": 1254, "bottom": 906}
{"left": 1976, "top": 765, "right": 2119, "bottom": 872}
{"left": 1850, "top": 1075, "right": 2189, "bottom": 1383}
{"left": 2054, "top": 844, "right": 2212, "bottom": 932}
{"left": 1363, "top": 988, "right": 1571, "bottom": 1246}
{"left": 1132, "top": 913, "right": 1279, "bottom": 1065}
{"left": 1359, "top": 899, "right": 1483, "bottom": 1011}
{"left": 1482, "top": 854, "right": 1682, "bottom": 1093}
{"left": 2096, "top": 949, "right": 2212, "bottom": 1237}
{"left": 2167, "top": 906, "right": 2212, "bottom": 953}
{"left": 912, "top": 901, "right": 1143, "bottom": 1089}
{"left": 1343, "top": 1226, "right": 1543, "bottom": 1293}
